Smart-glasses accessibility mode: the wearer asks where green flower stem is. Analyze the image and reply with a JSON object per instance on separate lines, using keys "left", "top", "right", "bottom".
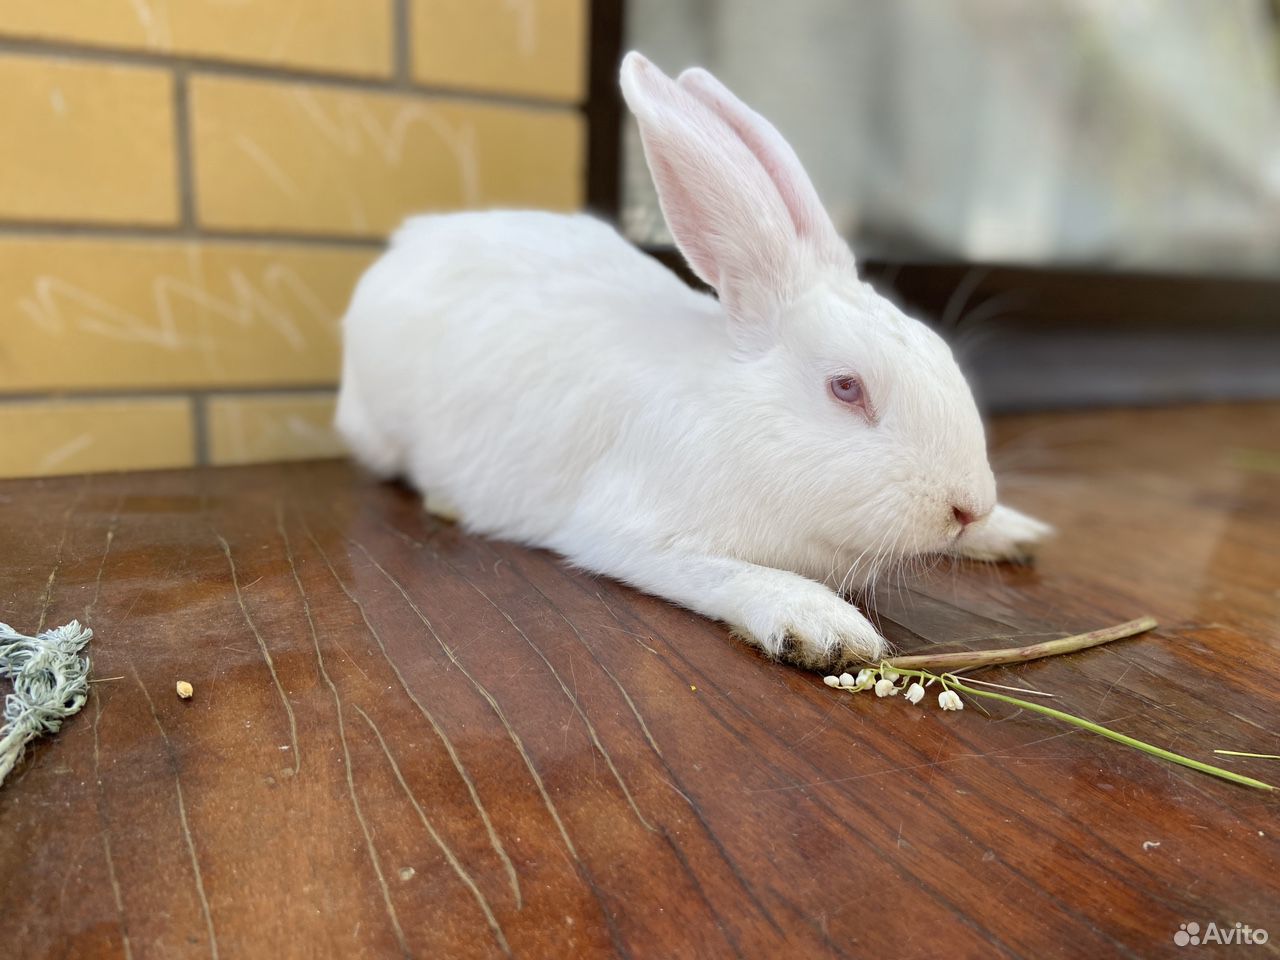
{"left": 879, "top": 616, "right": 1158, "bottom": 673}
{"left": 885, "top": 664, "right": 1275, "bottom": 792}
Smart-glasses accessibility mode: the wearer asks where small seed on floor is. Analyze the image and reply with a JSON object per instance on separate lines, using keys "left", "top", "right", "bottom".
{"left": 176, "top": 680, "right": 194, "bottom": 699}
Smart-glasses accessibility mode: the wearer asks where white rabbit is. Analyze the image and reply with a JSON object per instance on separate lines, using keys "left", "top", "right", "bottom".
{"left": 335, "top": 51, "right": 1051, "bottom": 669}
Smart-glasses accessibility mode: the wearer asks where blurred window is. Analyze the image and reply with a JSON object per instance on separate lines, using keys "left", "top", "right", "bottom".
{"left": 625, "top": 0, "right": 1280, "bottom": 276}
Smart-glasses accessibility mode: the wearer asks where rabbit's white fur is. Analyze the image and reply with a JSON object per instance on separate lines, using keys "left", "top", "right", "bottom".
{"left": 336, "top": 52, "right": 1050, "bottom": 668}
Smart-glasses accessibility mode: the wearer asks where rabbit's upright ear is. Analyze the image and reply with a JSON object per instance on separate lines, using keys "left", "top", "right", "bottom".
{"left": 620, "top": 52, "right": 849, "bottom": 343}
{"left": 676, "top": 67, "right": 851, "bottom": 269}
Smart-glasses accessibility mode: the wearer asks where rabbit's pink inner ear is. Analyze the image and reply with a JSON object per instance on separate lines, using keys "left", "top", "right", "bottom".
{"left": 677, "top": 68, "right": 851, "bottom": 267}
{"left": 621, "top": 53, "right": 728, "bottom": 287}
{"left": 646, "top": 152, "right": 719, "bottom": 287}
{"left": 620, "top": 50, "right": 800, "bottom": 339}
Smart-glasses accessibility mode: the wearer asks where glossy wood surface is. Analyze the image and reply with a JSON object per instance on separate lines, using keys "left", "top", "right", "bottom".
{"left": 1, "top": 403, "right": 1277, "bottom": 959}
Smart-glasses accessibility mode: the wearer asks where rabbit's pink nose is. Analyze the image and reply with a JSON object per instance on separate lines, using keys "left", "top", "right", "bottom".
{"left": 952, "top": 505, "right": 978, "bottom": 528}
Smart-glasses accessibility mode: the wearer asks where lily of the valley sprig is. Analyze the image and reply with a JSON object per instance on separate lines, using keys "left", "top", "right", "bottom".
{"left": 823, "top": 630, "right": 1276, "bottom": 793}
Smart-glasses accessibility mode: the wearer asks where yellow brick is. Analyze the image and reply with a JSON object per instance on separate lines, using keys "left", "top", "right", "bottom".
{"left": 0, "top": 1, "right": 393, "bottom": 77}
{"left": 0, "top": 397, "right": 193, "bottom": 478}
{"left": 411, "top": 0, "right": 587, "bottom": 102}
{"left": 207, "top": 393, "right": 346, "bottom": 466}
{"left": 190, "top": 74, "right": 584, "bottom": 236}
{"left": 0, "top": 55, "right": 176, "bottom": 224}
{"left": 0, "top": 238, "right": 374, "bottom": 392}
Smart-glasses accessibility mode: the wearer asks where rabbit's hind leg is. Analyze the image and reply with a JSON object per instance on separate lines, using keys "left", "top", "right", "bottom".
{"left": 334, "top": 379, "right": 403, "bottom": 480}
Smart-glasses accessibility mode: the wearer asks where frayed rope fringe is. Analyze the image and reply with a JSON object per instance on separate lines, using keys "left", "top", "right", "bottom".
{"left": 0, "top": 620, "right": 92, "bottom": 786}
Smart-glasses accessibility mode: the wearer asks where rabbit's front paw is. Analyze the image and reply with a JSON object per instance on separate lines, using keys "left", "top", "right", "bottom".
{"left": 731, "top": 577, "right": 887, "bottom": 669}
{"left": 955, "top": 503, "right": 1053, "bottom": 563}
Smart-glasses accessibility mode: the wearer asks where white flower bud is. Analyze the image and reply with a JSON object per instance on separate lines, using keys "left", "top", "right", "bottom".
{"left": 855, "top": 668, "right": 876, "bottom": 687}
{"left": 874, "top": 678, "right": 898, "bottom": 697}
{"left": 838, "top": 672, "right": 856, "bottom": 687}
{"left": 904, "top": 682, "right": 925, "bottom": 704}
{"left": 823, "top": 675, "right": 841, "bottom": 687}
{"left": 938, "top": 690, "right": 964, "bottom": 711}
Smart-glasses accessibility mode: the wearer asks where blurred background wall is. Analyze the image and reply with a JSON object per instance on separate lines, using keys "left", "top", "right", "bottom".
{"left": 0, "top": 0, "right": 588, "bottom": 478}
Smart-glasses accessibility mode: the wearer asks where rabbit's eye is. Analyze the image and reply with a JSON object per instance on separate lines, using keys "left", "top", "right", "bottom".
{"left": 828, "top": 375, "right": 875, "bottom": 422}
{"left": 828, "top": 375, "right": 865, "bottom": 406}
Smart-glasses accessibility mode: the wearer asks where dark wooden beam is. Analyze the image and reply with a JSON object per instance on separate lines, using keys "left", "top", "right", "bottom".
{"left": 584, "top": 0, "right": 626, "bottom": 219}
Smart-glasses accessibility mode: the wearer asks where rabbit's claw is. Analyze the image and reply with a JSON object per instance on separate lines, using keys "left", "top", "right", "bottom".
{"left": 730, "top": 576, "right": 887, "bottom": 669}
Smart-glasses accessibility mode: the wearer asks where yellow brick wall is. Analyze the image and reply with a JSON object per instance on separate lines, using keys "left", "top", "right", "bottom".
{"left": 0, "top": 0, "right": 588, "bottom": 477}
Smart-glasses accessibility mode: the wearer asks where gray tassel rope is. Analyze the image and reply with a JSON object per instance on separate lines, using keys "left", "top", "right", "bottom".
{"left": 0, "top": 620, "right": 93, "bottom": 785}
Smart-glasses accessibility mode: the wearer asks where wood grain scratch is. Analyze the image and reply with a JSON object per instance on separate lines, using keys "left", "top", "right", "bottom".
{"left": 348, "top": 537, "right": 632, "bottom": 957}
{"left": 35, "top": 476, "right": 89, "bottom": 632}
{"left": 91, "top": 689, "right": 134, "bottom": 960}
{"left": 133, "top": 669, "right": 219, "bottom": 960}
{"left": 84, "top": 493, "right": 123, "bottom": 623}
{"left": 217, "top": 532, "right": 300, "bottom": 774}
{"left": 277, "top": 509, "right": 412, "bottom": 958}
{"left": 348, "top": 542, "right": 586, "bottom": 857}
{"left": 594, "top": 591, "right": 660, "bottom": 655}
{"left": 354, "top": 704, "right": 513, "bottom": 958}
{"left": 509, "top": 562, "right": 788, "bottom": 935}
{"left": 495, "top": 564, "right": 672, "bottom": 764}
{"left": 456, "top": 565, "right": 657, "bottom": 833}
{"left": 300, "top": 517, "right": 522, "bottom": 907}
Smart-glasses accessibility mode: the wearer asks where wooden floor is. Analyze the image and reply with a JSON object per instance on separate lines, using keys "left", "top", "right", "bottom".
{"left": 1, "top": 403, "right": 1277, "bottom": 959}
